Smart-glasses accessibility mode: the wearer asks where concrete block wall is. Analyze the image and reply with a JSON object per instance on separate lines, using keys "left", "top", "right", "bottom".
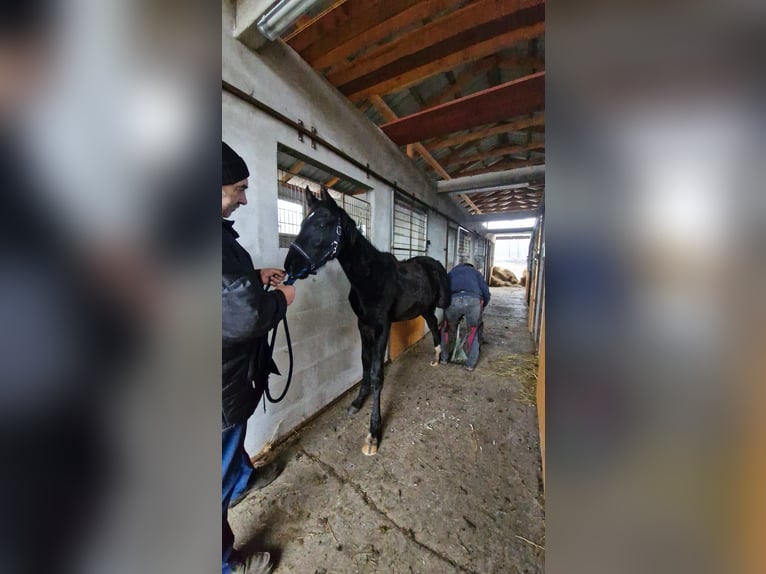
{"left": 222, "top": 1, "right": 482, "bottom": 456}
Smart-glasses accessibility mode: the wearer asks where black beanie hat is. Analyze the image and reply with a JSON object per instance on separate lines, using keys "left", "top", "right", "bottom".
{"left": 222, "top": 142, "right": 250, "bottom": 185}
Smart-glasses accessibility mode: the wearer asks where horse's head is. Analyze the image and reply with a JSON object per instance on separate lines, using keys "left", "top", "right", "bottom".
{"left": 283, "top": 186, "right": 348, "bottom": 284}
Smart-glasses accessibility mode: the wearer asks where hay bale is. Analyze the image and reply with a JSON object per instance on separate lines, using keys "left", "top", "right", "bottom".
{"left": 519, "top": 269, "right": 528, "bottom": 287}
{"left": 490, "top": 266, "right": 518, "bottom": 286}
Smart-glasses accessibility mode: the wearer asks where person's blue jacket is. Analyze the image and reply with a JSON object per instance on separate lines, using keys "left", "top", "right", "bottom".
{"left": 448, "top": 263, "right": 491, "bottom": 305}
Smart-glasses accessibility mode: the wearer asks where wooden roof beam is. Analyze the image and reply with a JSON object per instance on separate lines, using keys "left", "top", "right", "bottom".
{"left": 381, "top": 72, "right": 545, "bottom": 145}
{"left": 280, "top": 160, "right": 305, "bottom": 183}
{"left": 423, "top": 57, "right": 498, "bottom": 107}
{"left": 283, "top": 1, "right": 350, "bottom": 44}
{"left": 307, "top": 0, "right": 455, "bottom": 69}
{"left": 447, "top": 141, "right": 545, "bottom": 166}
{"left": 370, "top": 95, "right": 481, "bottom": 214}
{"left": 496, "top": 55, "right": 545, "bottom": 69}
{"left": 287, "top": 0, "right": 366, "bottom": 53}
{"left": 329, "top": 0, "right": 543, "bottom": 88}
{"left": 429, "top": 114, "right": 544, "bottom": 149}
{"left": 335, "top": 3, "right": 545, "bottom": 101}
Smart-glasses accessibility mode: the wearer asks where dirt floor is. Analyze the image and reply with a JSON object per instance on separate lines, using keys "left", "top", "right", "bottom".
{"left": 230, "top": 286, "right": 545, "bottom": 573}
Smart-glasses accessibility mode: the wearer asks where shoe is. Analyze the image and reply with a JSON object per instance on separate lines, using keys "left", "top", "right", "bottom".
{"left": 230, "top": 551, "right": 273, "bottom": 574}
{"left": 465, "top": 365, "right": 475, "bottom": 372}
{"left": 228, "top": 461, "right": 283, "bottom": 509}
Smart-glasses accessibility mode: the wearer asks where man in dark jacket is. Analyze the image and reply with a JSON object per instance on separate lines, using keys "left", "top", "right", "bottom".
{"left": 222, "top": 142, "right": 296, "bottom": 574}
{"left": 439, "top": 263, "right": 491, "bottom": 371}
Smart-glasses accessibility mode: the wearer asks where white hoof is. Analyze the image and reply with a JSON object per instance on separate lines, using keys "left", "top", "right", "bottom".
{"left": 362, "top": 434, "right": 378, "bottom": 456}
{"left": 431, "top": 345, "right": 441, "bottom": 366}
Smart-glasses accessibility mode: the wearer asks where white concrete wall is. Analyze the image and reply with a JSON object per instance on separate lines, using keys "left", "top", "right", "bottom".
{"left": 223, "top": 1, "right": 475, "bottom": 455}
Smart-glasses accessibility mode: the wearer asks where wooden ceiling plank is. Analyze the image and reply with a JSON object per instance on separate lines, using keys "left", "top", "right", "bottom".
{"left": 461, "top": 194, "right": 482, "bottom": 214}
{"left": 346, "top": 21, "right": 545, "bottom": 101}
{"left": 423, "top": 57, "right": 498, "bottom": 108}
{"left": 446, "top": 141, "right": 545, "bottom": 165}
{"left": 280, "top": 160, "right": 305, "bottom": 183}
{"left": 380, "top": 72, "right": 545, "bottom": 145}
{"left": 284, "top": 0, "right": 350, "bottom": 45}
{"left": 308, "top": 0, "right": 454, "bottom": 69}
{"left": 325, "top": 176, "right": 341, "bottom": 187}
{"left": 288, "top": 0, "right": 369, "bottom": 53}
{"left": 357, "top": 100, "right": 374, "bottom": 118}
{"left": 440, "top": 139, "right": 481, "bottom": 166}
{"left": 430, "top": 114, "right": 544, "bottom": 149}
{"left": 328, "top": 0, "right": 544, "bottom": 87}
{"left": 496, "top": 55, "right": 545, "bottom": 69}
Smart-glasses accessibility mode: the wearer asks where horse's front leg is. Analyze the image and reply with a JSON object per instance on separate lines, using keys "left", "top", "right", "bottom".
{"left": 363, "top": 322, "right": 390, "bottom": 456}
{"left": 348, "top": 321, "right": 374, "bottom": 415}
{"left": 424, "top": 311, "right": 441, "bottom": 367}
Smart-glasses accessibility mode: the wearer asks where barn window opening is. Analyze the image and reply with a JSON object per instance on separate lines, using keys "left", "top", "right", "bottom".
{"left": 457, "top": 227, "right": 472, "bottom": 266}
{"left": 483, "top": 218, "right": 537, "bottom": 231}
{"left": 392, "top": 194, "right": 428, "bottom": 261}
{"left": 493, "top": 234, "right": 532, "bottom": 280}
{"left": 277, "top": 146, "right": 372, "bottom": 248}
{"left": 473, "top": 236, "right": 488, "bottom": 277}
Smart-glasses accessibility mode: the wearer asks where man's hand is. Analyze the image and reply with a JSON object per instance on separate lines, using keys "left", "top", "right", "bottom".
{"left": 260, "top": 268, "right": 285, "bottom": 287}
{"left": 274, "top": 285, "right": 296, "bottom": 306}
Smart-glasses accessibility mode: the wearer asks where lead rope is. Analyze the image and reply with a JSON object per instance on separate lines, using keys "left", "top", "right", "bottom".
{"left": 262, "top": 284, "right": 294, "bottom": 410}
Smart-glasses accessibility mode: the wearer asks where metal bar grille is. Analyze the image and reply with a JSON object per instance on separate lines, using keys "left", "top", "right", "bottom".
{"left": 473, "top": 237, "right": 488, "bottom": 277}
{"left": 457, "top": 228, "right": 472, "bottom": 265}
{"left": 340, "top": 193, "right": 371, "bottom": 239}
{"left": 392, "top": 195, "right": 427, "bottom": 261}
{"left": 446, "top": 225, "right": 457, "bottom": 269}
{"left": 278, "top": 181, "right": 308, "bottom": 248}
{"left": 277, "top": 178, "right": 370, "bottom": 248}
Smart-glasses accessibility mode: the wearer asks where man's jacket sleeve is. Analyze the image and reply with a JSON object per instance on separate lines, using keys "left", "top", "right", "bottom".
{"left": 222, "top": 273, "right": 287, "bottom": 344}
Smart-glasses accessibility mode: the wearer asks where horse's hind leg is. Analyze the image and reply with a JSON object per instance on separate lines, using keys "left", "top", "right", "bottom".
{"left": 349, "top": 322, "right": 373, "bottom": 415}
{"left": 424, "top": 311, "right": 441, "bottom": 367}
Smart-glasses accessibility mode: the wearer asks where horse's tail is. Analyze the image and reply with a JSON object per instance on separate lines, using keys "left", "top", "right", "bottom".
{"left": 433, "top": 262, "right": 451, "bottom": 309}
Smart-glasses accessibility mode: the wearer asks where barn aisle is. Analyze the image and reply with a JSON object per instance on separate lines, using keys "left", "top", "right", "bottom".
{"left": 229, "top": 286, "right": 544, "bottom": 573}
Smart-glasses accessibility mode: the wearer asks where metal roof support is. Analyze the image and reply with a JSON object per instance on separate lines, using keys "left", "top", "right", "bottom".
{"left": 436, "top": 165, "right": 545, "bottom": 194}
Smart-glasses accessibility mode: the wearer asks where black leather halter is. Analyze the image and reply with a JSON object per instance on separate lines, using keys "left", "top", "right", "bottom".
{"left": 284, "top": 216, "right": 343, "bottom": 285}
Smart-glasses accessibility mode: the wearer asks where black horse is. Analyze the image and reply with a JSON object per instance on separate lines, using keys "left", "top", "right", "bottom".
{"left": 284, "top": 187, "right": 451, "bottom": 455}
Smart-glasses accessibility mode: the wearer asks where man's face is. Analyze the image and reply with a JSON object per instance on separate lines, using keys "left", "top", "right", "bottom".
{"left": 222, "top": 178, "right": 248, "bottom": 218}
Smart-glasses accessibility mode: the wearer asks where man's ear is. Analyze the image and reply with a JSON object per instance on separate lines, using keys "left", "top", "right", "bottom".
{"left": 304, "top": 186, "right": 319, "bottom": 208}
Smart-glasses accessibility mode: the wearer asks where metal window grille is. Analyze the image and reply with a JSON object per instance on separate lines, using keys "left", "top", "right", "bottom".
{"left": 278, "top": 181, "right": 308, "bottom": 248}
{"left": 457, "top": 228, "right": 472, "bottom": 265}
{"left": 473, "top": 237, "right": 488, "bottom": 277}
{"left": 277, "top": 179, "right": 371, "bottom": 248}
{"left": 340, "top": 193, "right": 371, "bottom": 239}
{"left": 446, "top": 225, "right": 458, "bottom": 269}
{"left": 392, "top": 195, "right": 428, "bottom": 261}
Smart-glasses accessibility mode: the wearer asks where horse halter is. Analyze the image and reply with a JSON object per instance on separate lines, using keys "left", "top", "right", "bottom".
{"left": 284, "top": 216, "right": 343, "bottom": 285}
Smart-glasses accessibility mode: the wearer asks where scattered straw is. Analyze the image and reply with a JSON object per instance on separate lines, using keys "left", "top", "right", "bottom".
{"left": 515, "top": 534, "right": 545, "bottom": 551}
{"left": 468, "top": 423, "right": 480, "bottom": 463}
{"left": 488, "top": 354, "right": 539, "bottom": 406}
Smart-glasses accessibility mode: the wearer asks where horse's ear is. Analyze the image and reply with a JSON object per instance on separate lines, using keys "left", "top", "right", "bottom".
{"left": 304, "top": 186, "right": 319, "bottom": 208}
{"left": 319, "top": 185, "right": 338, "bottom": 207}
